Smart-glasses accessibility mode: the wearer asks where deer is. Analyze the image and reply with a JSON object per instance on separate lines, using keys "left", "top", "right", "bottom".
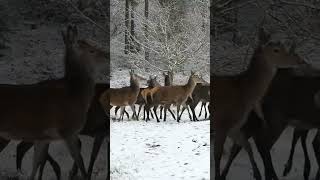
{"left": 158, "top": 71, "right": 176, "bottom": 121}
{"left": 139, "top": 75, "right": 161, "bottom": 121}
{"left": 198, "top": 89, "right": 210, "bottom": 119}
{"left": 113, "top": 76, "right": 159, "bottom": 121}
{"left": 219, "top": 66, "right": 320, "bottom": 180}
{"left": 179, "top": 78, "right": 210, "bottom": 121}
{"left": 9, "top": 83, "right": 109, "bottom": 180}
{"left": 100, "top": 70, "right": 144, "bottom": 121}
{"left": 0, "top": 25, "right": 106, "bottom": 180}
{"left": 147, "top": 71, "right": 207, "bottom": 122}
{"left": 279, "top": 76, "right": 320, "bottom": 180}
{"left": 211, "top": 27, "right": 306, "bottom": 180}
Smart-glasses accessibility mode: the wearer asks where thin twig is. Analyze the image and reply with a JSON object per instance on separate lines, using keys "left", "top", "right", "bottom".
{"left": 66, "top": 0, "right": 109, "bottom": 34}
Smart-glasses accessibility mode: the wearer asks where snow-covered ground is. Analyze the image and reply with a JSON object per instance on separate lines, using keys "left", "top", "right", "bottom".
{"left": 110, "top": 104, "right": 210, "bottom": 180}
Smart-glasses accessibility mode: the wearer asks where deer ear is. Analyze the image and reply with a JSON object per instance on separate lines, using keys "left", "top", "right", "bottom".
{"left": 61, "top": 30, "right": 67, "bottom": 44}
{"left": 258, "top": 27, "right": 270, "bottom": 45}
{"left": 191, "top": 70, "right": 195, "bottom": 75}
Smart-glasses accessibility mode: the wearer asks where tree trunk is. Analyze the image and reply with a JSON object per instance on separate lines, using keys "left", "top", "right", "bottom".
{"left": 124, "top": 0, "right": 130, "bottom": 54}
{"left": 144, "top": 0, "right": 149, "bottom": 61}
{"left": 130, "top": 0, "right": 138, "bottom": 53}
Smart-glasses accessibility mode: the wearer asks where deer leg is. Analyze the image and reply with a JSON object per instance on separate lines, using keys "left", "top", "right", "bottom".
{"left": 65, "top": 135, "right": 87, "bottom": 179}
{"left": 232, "top": 131, "right": 262, "bottom": 180}
{"left": 29, "top": 141, "right": 49, "bottom": 180}
{"left": 124, "top": 108, "right": 130, "bottom": 119}
{"left": 255, "top": 136, "right": 279, "bottom": 180}
{"left": 179, "top": 106, "right": 186, "bottom": 120}
{"left": 137, "top": 104, "right": 143, "bottom": 117}
{"left": 221, "top": 143, "right": 242, "bottom": 179}
{"left": 186, "top": 106, "right": 192, "bottom": 121}
{"left": 119, "top": 106, "right": 124, "bottom": 121}
{"left": 204, "top": 103, "right": 209, "bottom": 119}
{"left": 166, "top": 105, "right": 176, "bottom": 120}
{"left": 150, "top": 107, "right": 154, "bottom": 119}
{"left": 17, "top": 141, "right": 34, "bottom": 171}
{"left": 145, "top": 104, "right": 150, "bottom": 121}
{"left": 114, "top": 106, "right": 120, "bottom": 118}
{"left": 159, "top": 106, "right": 163, "bottom": 119}
{"left": 214, "top": 129, "right": 227, "bottom": 180}
{"left": 283, "top": 128, "right": 303, "bottom": 177}
{"left": 46, "top": 154, "right": 61, "bottom": 180}
{"left": 301, "top": 130, "right": 310, "bottom": 180}
{"left": 87, "top": 135, "right": 105, "bottom": 180}
{"left": 130, "top": 105, "right": 138, "bottom": 120}
{"left": 143, "top": 105, "right": 146, "bottom": 120}
{"left": 312, "top": 130, "right": 320, "bottom": 180}
{"left": 37, "top": 156, "right": 48, "bottom": 180}
{"left": 177, "top": 105, "right": 181, "bottom": 122}
{"left": 0, "top": 137, "right": 9, "bottom": 152}
{"left": 190, "top": 103, "right": 198, "bottom": 121}
{"left": 153, "top": 105, "right": 160, "bottom": 122}
{"left": 198, "top": 103, "right": 204, "bottom": 117}
{"left": 69, "top": 138, "right": 82, "bottom": 178}
{"left": 163, "top": 105, "right": 168, "bottom": 122}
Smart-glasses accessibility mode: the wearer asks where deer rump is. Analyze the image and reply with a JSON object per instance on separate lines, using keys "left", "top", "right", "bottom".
{"left": 0, "top": 81, "right": 88, "bottom": 141}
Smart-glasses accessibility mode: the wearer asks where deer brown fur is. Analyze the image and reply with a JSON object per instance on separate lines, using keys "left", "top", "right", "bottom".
{"left": 100, "top": 70, "right": 143, "bottom": 120}
{"left": 0, "top": 25, "right": 106, "bottom": 179}
{"left": 212, "top": 28, "right": 306, "bottom": 180}
{"left": 148, "top": 71, "right": 206, "bottom": 122}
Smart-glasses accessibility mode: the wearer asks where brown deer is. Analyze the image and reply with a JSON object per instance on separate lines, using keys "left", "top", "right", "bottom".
{"left": 11, "top": 83, "right": 109, "bottom": 180}
{"left": 140, "top": 75, "right": 161, "bottom": 121}
{"left": 0, "top": 25, "right": 106, "bottom": 179}
{"left": 114, "top": 76, "right": 159, "bottom": 121}
{"left": 148, "top": 71, "right": 207, "bottom": 122}
{"left": 212, "top": 27, "right": 306, "bottom": 180}
{"left": 159, "top": 71, "right": 176, "bottom": 120}
{"left": 100, "top": 70, "right": 144, "bottom": 120}
{"left": 219, "top": 66, "right": 320, "bottom": 180}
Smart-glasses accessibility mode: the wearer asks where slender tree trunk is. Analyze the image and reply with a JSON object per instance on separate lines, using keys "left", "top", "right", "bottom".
{"left": 144, "top": 0, "right": 149, "bottom": 61}
{"left": 130, "top": 0, "right": 138, "bottom": 53}
{"left": 124, "top": 0, "right": 130, "bottom": 54}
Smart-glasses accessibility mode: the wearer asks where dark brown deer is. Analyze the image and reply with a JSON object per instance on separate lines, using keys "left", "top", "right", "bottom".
{"left": 11, "top": 83, "right": 109, "bottom": 180}
{"left": 0, "top": 25, "right": 106, "bottom": 179}
{"left": 148, "top": 71, "right": 207, "bottom": 122}
{"left": 280, "top": 88, "right": 320, "bottom": 180}
{"left": 100, "top": 70, "right": 144, "bottom": 120}
{"left": 179, "top": 79, "right": 210, "bottom": 121}
{"left": 211, "top": 28, "right": 306, "bottom": 180}
{"left": 219, "top": 66, "right": 320, "bottom": 180}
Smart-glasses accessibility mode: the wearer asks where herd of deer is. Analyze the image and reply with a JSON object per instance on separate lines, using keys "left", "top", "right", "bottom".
{"left": 0, "top": 23, "right": 319, "bottom": 180}
{"left": 102, "top": 69, "right": 210, "bottom": 123}
{"left": 212, "top": 27, "right": 320, "bottom": 180}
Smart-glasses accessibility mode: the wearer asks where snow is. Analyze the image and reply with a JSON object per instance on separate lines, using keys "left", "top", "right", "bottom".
{"left": 110, "top": 103, "right": 210, "bottom": 180}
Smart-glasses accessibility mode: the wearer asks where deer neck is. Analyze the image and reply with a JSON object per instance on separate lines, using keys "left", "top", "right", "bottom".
{"left": 130, "top": 78, "right": 140, "bottom": 92}
{"left": 64, "top": 48, "right": 95, "bottom": 102}
{"left": 184, "top": 77, "right": 198, "bottom": 97}
{"left": 242, "top": 53, "right": 277, "bottom": 106}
